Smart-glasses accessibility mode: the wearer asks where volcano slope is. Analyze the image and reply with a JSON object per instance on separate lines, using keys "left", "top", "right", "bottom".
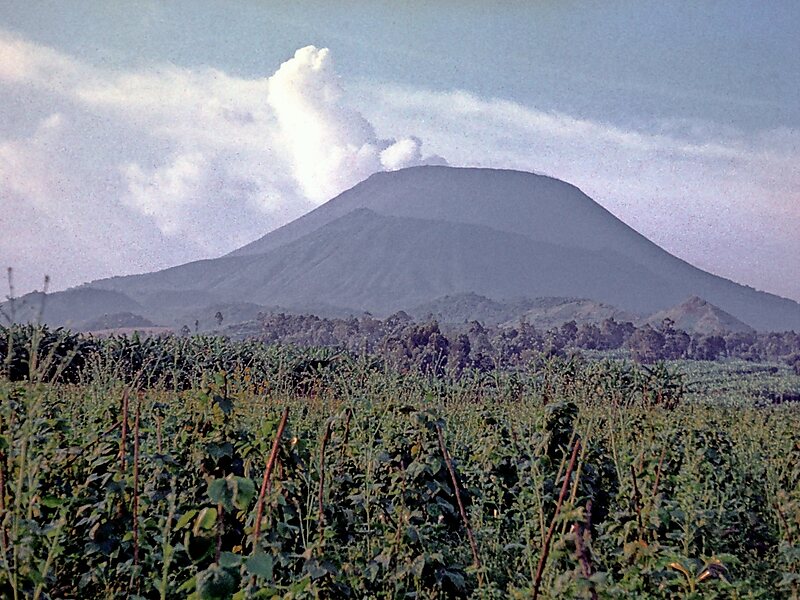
{"left": 16, "top": 166, "right": 800, "bottom": 332}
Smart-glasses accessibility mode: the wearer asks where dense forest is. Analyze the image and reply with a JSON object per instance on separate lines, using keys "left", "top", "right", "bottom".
{"left": 227, "top": 312, "right": 800, "bottom": 375}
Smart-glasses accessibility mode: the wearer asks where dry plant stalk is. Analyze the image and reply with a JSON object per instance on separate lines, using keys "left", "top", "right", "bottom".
{"left": 128, "top": 395, "right": 141, "bottom": 596}
{"left": 119, "top": 388, "right": 129, "bottom": 472}
{"left": 563, "top": 440, "right": 589, "bottom": 535}
{"left": 532, "top": 438, "right": 582, "bottom": 600}
{"left": 651, "top": 446, "right": 666, "bottom": 498}
{"left": 630, "top": 463, "right": 644, "bottom": 539}
{"left": 317, "top": 419, "right": 333, "bottom": 534}
{"left": 0, "top": 450, "right": 4, "bottom": 513}
{"left": 647, "top": 446, "right": 667, "bottom": 541}
{"left": 340, "top": 407, "right": 352, "bottom": 458}
{"left": 435, "top": 424, "right": 481, "bottom": 571}
{"left": 132, "top": 397, "right": 141, "bottom": 568}
{"left": 0, "top": 446, "right": 7, "bottom": 550}
{"left": 252, "top": 407, "right": 290, "bottom": 550}
{"left": 571, "top": 499, "right": 597, "bottom": 600}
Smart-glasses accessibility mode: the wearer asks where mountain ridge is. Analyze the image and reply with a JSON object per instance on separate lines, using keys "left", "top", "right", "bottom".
{"left": 6, "top": 166, "right": 800, "bottom": 332}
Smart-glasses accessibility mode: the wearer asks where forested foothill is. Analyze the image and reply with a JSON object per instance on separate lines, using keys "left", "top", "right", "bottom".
{"left": 228, "top": 311, "right": 800, "bottom": 376}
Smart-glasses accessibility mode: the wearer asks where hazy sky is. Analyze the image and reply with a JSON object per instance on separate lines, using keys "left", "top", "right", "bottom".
{"left": 1, "top": 1, "right": 799, "bottom": 300}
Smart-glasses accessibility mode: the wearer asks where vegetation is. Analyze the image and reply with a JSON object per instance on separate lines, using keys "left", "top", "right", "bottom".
{"left": 0, "top": 324, "right": 798, "bottom": 598}
{"left": 229, "top": 311, "right": 800, "bottom": 371}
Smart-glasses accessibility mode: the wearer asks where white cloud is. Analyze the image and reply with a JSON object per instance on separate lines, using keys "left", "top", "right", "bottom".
{"left": 0, "top": 111, "right": 174, "bottom": 292}
{"left": 0, "top": 34, "right": 440, "bottom": 293}
{"left": 0, "top": 31, "right": 85, "bottom": 91}
{"left": 123, "top": 153, "right": 206, "bottom": 235}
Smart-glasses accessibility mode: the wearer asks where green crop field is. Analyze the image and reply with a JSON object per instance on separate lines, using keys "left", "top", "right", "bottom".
{"left": 0, "top": 326, "right": 798, "bottom": 598}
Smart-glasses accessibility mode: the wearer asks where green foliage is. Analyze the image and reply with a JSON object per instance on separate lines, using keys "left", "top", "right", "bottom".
{"left": 0, "top": 324, "right": 96, "bottom": 382}
{"left": 0, "top": 328, "right": 798, "bottom": 598}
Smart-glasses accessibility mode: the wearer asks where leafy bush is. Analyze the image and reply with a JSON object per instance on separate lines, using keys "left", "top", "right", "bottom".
{"left": 0, "top": 327, "right": 798, "bottom": 598}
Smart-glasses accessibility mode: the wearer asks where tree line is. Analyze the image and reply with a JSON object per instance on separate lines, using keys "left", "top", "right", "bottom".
{"left": 235, "top": 311, "right": 800, "bottom": 374}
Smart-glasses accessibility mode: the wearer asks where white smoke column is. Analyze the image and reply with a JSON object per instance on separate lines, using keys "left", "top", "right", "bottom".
{"left": 268, "top": 46, "right": 376, "bottom": 201}
{"left": 381, "top": 136, "right": 423, "bottom": 170}
{"left": 267, "top": 46, "right": 436, "bottom": 202}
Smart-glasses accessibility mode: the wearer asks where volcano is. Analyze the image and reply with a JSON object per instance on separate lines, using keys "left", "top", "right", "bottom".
{"left": 11, "top": 166, "right": 800, "bottom": 332}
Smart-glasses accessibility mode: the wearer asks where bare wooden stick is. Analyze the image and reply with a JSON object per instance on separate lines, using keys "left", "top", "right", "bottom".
{"left": 340, "top": 408, "right": 352, "bottom": 458}
{"left": 127, "top": 395, "right": 141, "bottom": 596}
{"left": 132, "top": 397, "right": 141, "bottom": 569}
{"left": 0, "top": 451, "right": 4, "bottom": 515}
{"left": 0, "top": 416, "right": 6, "bottom": 527}
{"left": 630, "top": 463, "right": 644, "bottom": 540}
{"left": 647, "top": 446, "right": 666, "bottom": 541}
{"left": 252, "top": 407, "right": 289, "bottom": 550}
{"left": 317, "top": 419, "right": 333, "bottom": 535}
{"left": 0, "top": 447, "right": 7, "bottom": 550}
{"left": 532, "top": 438, "right": 581, "bottom": 600}
{"left": 571, "top": 500, "right": 597, "bottom": 600}
{"left": 119, "top": 388, "right": 129, "bottom": 472}
{"left": 435, "top": 424, "right": 481, "bottom": 571}
{"left": 570, "top": 524, "right": 587, "bottom": 577}
{"left": 650, "top": 446, "right": 666, "bottom": 499}
{"left": 563, "top": 443, "right": 588, "bottom": 535}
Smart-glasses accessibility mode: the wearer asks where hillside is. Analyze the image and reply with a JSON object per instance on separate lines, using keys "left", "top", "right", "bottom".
{"left": 410, "top": 294, "right": 640, "bottom": 329}
{"left": 647, "top": 296, "right": 755, "bottom": 334}
{"left": 410, "top": 293, "right": 537, "bottom": 325}
{"left": 78, "top": 312, "right": 156, "bottom": 332}
{"left": 3, "top": 288, "right": 144, "bottom": 330}
{"left": 64, "top": 208, "right": 678, "bottom": 316}
{"left": 7, "top": 166, "right": 800, "bottom": 331}
{"left": 500, "top": 298, "right": 640, "bottom": 330}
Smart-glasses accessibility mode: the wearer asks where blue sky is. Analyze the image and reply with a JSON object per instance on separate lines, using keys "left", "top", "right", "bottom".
{"left": 1, "top": 1, "right": 799, "bottom": 299}
{"left": 5, "top": 1, "right": 797, "bottom": 130}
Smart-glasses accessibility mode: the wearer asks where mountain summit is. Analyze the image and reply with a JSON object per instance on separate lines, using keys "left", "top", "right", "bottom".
{"left": 10, "top": 166, "right": 800, "bottom": 331}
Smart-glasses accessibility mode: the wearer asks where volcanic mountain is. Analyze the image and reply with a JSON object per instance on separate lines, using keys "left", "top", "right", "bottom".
{"left": 10, "top": 166, "right": 800, "bottom": 331}
{"left": 647, "top": 296, "right": 755, "bottom": 335}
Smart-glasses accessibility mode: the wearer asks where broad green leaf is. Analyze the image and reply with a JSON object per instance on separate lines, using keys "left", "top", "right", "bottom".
{"left": 176, "top": 509, "right": 198, "bottom": 530}
{"left": 194, "top": 507, "right": 218, "bottom": 534}
{"left": 207, "top": 478, "right": 234, "bottom": 511}
{"left": 232, "top": 476, "right": 255, "bottom": 510}
{"left": 218, "top": 551, "right": 241, "bottom": 569}
{"left": 246, "top": 552, "right": 274, "bottom": 580}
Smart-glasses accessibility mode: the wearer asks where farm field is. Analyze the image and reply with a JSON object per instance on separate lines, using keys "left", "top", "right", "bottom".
{"left": 0, "top": 328, "right": 799, "bottom": 598}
